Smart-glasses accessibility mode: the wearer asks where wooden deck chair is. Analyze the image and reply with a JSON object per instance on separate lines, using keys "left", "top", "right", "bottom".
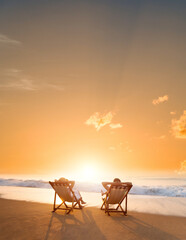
{"left": 49, "top": 181, "right": 82, "bottom": 214}
{"left": 101, "top": 182, "right": 133, "bottom": 216}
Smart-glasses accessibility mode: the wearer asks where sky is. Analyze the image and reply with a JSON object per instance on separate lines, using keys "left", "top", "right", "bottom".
{"left": 0, "top": 0, "right": 185, "bottom": 180}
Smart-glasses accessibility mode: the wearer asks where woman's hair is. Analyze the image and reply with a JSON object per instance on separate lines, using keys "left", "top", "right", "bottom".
{"left": 113, "top": 178, "right": 121, "bottom": 183}
{"left": 58, "top": 177, "right": 68, "bottom": 182}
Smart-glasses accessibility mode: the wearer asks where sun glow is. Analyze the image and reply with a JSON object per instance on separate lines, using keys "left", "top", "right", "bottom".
{"left": 52, "top": 162, "right": 103, "bottom": 183}
{"left": 80, "top": 165, "right": 97, "bottom": 182}
{"left": 63, "top": 154, "right": 105, "bottom": 183}
{"left": 76, "top": 160, "right": 102, "bottom": 182}
{"left": 53, "top": 154, "right": 107, "bottom": 183}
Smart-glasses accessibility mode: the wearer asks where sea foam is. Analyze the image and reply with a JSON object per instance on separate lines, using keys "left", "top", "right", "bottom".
{"left": 0, "top": 178, "right": 185, "bottom": 197}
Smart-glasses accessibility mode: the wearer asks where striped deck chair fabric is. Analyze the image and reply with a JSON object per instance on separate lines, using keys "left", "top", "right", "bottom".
{"left": 101, "top": 182, "right": 133, "bottom": 216}
{"left": 49, "top": 181, "right": 82, "bottom": 214}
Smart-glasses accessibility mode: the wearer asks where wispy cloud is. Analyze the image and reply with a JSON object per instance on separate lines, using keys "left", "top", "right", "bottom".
{"left": 156, "top": 120, "right": 163, "bottom": 125}
{"left": 44, "top": 83, "right": 64, "bottom": 91}
{"left": 109, "top": 141, "right": 133, "bottom": 152}
{"left": 109, "top": 123, "right": 123, "bottom": 129}
{"left": 0, "top": 69, "right": 64, "bottom": 91}
{"left": 0, "top": 34, "right": 21, "bottom": 45}
{"left": 170, "top": 111, "right": 176, "bottom": 115}
{"left": 4, "top": 68, "right": 22, "bottom": 77}
{"left": 152, "top": 95, "right": 168, "bottom": 105}
{"left": 124, "top": 145, "right": 133, "bottom": 153}
{"left": 0, "top": 69, "right": 36, "bottom": 90}
{"left": 109, "top": 146, "right": 116, "bottom": 151}
{"left": 171, "top": 111, "right": 186, "bottom": 139}
{"left": 176, "top": 160, "right": 186, "bottom": 175}
{"left": 159, "top": 135, "right": 166, "bottom": 139}
{"left": 85, "top": 112, "right": 114, "bottom": 131}
{"left": 0, "top": 79, "right": 37, "bottom": 91}
{"left": 153, "top": 135, "right": 166, "bottom": 140}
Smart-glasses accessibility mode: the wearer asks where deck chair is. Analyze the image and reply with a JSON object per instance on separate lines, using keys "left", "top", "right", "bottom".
{"left": 49, "top": 181, "right": 82, "bottom": 214}
{"left": 101, "top": 182, "right": 133, "bottom": 216}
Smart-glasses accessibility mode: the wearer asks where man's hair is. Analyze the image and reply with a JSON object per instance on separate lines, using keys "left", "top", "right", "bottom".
{"left": 113, "top": 178, "right": 121, "bottom": 183}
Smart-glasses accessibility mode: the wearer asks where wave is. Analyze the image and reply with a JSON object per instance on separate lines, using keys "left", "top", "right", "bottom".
{"left": 0, "top": 178, "right": 48, "bottom": 189}
{"left": 0, "top": 178, "right": 185, "bottom": 197}
{"left": 130, "top": 185, "right": 186, "bottom": 197}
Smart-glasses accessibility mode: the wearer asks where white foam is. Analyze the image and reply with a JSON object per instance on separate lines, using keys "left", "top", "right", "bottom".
{"left": 0, "top": 177, "right": 186, "bottom": 197}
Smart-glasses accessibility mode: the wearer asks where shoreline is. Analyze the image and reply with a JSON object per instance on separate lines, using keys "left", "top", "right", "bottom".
{"left": 0, "top": 186, "right": 186, "bottom": 217}
{"left": 0, "top": 198, "right": 186, "bottom": 240}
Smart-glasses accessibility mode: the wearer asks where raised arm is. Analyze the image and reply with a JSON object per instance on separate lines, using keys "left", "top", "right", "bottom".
{"left": 69, "top": 181, "right": 75, "bottom": 188}
{"left": 102, "top": 182, "right": 110, "bottom": 191}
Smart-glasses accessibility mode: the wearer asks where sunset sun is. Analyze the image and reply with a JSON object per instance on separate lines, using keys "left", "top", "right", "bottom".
{"left": 81, "top": 164, "right": 97, "bottom": 182}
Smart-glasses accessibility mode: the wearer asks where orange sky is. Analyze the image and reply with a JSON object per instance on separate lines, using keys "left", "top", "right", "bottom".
{"left": 0, "top": 0, "right": 185, "bottom": 178}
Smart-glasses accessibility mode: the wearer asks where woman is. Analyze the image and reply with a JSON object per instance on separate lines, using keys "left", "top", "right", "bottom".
{"left": 56, "top": 177, "right": 86, "bottom": 205}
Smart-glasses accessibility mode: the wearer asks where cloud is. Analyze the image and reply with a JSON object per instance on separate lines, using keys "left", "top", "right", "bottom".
{"left": 156, "top": 120, "right": 163, "bottom": 125}
{"left": 171, "top": 111, "right": 186, "bottom": 139}
{"left": 44, "top": 83, "right": 64, "bottom": 91}
{"left": 4, "top": 68, "right": 22, "bottom": 77}
{"left": 170, "top": 111, "right": 176, "bottom": 115}
{"left": 85, "top": 112, "right": 114, "bottom": 131}
{"left": 124, "top": 145, "right": 133, "bottom": 153}
{"left": 159, "top": 135, "right": 166, "bottom": 139}
{"left": 0, "top": 69, "right": 36, "bottom": 90}
{"left": 152, "top": 95, "right": 168, "bottom": 105}
{"left": 109, "top": 146, "right": 116, "bottom": 151}
{"left": 176, "top": 160, "right": 186, "bottom": 175}
{"left": 0, "top": 79, "right": 37, "bottom": 91}
{"left": 109, "top": 123, "right": 123, "bottom": 129}
{"left": 0, "top": 69, "right": 64, "bottom": 91}
{"left": 152, "top": 135, "right": 166, "bottom": 140}
{"left": 108, "top": 141, "right": 133, "bottom": 152}
{"left": 85, "top": 112, "right": 123, "bottom": 131}
{"left": 0, "top": 34, "right": 21, "bottom": 45}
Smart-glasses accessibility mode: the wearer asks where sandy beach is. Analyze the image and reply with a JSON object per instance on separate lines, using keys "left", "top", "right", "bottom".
{"left": 0, "top": 198, "right": 185, "bottom": 240}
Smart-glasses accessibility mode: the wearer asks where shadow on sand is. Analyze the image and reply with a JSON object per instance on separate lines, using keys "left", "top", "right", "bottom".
{"left": 111, "top": 214, "right": 180, "bottom": 240}
{"left": 44, "top": 209, "right": 106, "bottom": 240}
{"left": 45, "top": 209, "right": 180, "bottom": 240}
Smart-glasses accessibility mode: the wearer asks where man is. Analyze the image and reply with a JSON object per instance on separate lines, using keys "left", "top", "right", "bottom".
{"left": 101, "top": 178, "right": 121, "bottom": 195}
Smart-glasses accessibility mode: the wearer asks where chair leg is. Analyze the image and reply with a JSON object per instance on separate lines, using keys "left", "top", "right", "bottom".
{"left": 118, "top": 203, "right": 125, "bottom": 215}
{"left": 105, "top": 204, "right": 110, "bottom": 216}
{"left": 116, "top": 195, "right": 128, "bottom": 215}
{"left": 52, "top": 197, "right": 70, "bottom": 213}
{"left": 105, "top": 203, "right": 107, "bottom": 214}
{"left": 125, "top": 195, "right": 128, "bottom": 215}
{"left": 101, "top": 201, "right": 105, "bottom": 210}
{"left": 76, "top": 201, "right": 83, "bottom": 209}
{"left": 52, "top": 192, "right": 57, "bottom": 212}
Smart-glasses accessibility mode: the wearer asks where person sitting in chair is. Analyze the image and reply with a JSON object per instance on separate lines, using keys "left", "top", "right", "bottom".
{"left": 101, "top": 178, "right": 121, "bottom": 195}
{"left": 55, "top": 177, "right": 86, "bottom": 205}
